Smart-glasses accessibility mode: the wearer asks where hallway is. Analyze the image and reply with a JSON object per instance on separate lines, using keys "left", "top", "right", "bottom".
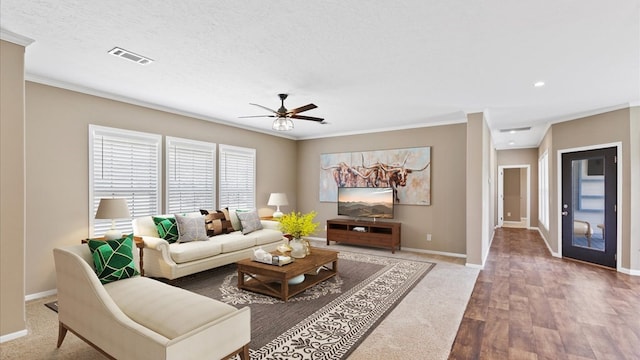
{"left": 449, "top": 228, "right": 640, "bottom": 359}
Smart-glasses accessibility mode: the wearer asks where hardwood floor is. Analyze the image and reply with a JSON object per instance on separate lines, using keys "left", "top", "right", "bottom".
{"left": 449, "top": 227, "right": 640, "bottom": 360}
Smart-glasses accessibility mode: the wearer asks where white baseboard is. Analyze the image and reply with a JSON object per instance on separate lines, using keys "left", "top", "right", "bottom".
{"left": 401, "top": 246, "right": 467, "bottom": 259}
{"left": 313, "top": 237, "right": 467, "bottom": 259}
{"left": 537, "top": 228, "right": 560, "bottom": 257}
{"left": 618, "top": 267, "right": 640, "bottom": 276}
{"left": 502, "top": 220, "right": 527, "bottom": 228}
{"left": 465, "top": 263, "right": 484, "bottom": 269}
{"left": 0, "top": 329, "right": 27, "bottom": 343}
{"left": 25, "top": 288, "right": 57, "bottom": 302}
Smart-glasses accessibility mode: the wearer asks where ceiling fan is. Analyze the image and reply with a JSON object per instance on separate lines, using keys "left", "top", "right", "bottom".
{"left": 240, "top": 94, "right": 325, "bottom": 131}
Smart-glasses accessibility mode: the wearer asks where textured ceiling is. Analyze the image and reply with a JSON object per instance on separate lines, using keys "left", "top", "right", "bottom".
{"left": 1, "top": 1, "right": 638, "bottom": 149}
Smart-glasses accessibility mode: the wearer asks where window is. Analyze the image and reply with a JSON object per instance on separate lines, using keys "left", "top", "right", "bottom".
{"left": 89, "top": 125, "right": 161, "bottom": 237}
{"left": 538, "top": 150, "right": 549, "bottom": 229}
{"left": 219, "top": 144, "right": 256, "bottom": 210}
{"left": 166, "top": 136, "right": 216, "bottom": 213}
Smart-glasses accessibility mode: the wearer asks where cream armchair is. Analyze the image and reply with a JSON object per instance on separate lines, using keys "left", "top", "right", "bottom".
{"left": 53, "top": 244, "right": 250, "bottom": 360}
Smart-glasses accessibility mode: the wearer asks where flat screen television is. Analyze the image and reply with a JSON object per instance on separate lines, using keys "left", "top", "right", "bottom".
{"left": 337, "top": 187, "right": 394, "bottom": 219}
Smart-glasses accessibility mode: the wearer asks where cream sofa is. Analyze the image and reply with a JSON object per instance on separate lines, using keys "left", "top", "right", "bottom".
{"left": 53, "top": 244, "right": 251, "bottom": 360}
{"left": 133, "top": 213, "right": 283, "bottom": 279}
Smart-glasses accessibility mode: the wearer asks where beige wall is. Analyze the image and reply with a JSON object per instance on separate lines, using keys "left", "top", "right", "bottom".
{"left": 629, "top": 107, "right": 640, "bottom": 271}
{"left": 466, "top": 113, "right": 494, "bottom": 266}
{"left": 0, "top": 40, "right": 27, "bottom": 338}
{"left": 297, "top": 122, "right": 468, "bottom": 256}
{"left": 503, "top": 168, "right": 521, "bottom": 221}
{"left": 497, "top": 148, "right": 540, "bottom": 228}
{"left": 24, "top": 82, "right": 298, "bottom": 295}
{"left": 548, "top": 109, "right": 635, "bottom": 270}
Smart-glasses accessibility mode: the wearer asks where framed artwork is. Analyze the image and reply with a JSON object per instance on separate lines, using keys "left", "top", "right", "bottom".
{"left": 319, "top": 146, "right": 431, "bottom": 205}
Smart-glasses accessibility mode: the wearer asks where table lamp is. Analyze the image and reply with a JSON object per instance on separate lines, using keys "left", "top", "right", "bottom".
{"left": 268, "top": 193, "right": 289, "bottom": 218}
{"left": 95, "top": 198, "right": 131, "bottom": 239}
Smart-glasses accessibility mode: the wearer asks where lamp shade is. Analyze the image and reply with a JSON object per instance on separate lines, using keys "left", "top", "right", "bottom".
{"left": 95, "top": 198, "right": 131, "bottom": 219}
{"left": 268, "top": 193, "right": 289, "bottom": 218}
{"left": 268, "top": 193, "right": 289, "bottom": 206}
{"left": 95, "top": 198, "right": 131, "bottom": 240}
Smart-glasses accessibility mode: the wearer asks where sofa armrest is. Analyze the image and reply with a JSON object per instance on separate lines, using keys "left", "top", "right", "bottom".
{"left": 142, "top": 236, "right": 176, "bottom": 266}
{"left": 260, "top": 220, "right": 280, "bottom": 231}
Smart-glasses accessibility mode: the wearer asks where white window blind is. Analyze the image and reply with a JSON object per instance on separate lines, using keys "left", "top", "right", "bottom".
{"left": 166, "top": 137, "right": 216, "bottom": 213}
{"left": 538, "top": 151, "right": 549, "bottom": 229}
{"left": 89, "top": 125, "right": 161, "bottom": 237}
{"left": 219, "top": 144, "right": 256, "bottom": 210}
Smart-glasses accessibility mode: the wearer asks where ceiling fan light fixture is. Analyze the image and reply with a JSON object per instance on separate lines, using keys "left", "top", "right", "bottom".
{"left": 272, "top": 117, "right": 294, "bottom": 131}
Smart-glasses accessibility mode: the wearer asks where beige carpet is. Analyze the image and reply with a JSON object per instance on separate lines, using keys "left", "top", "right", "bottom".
{"left": 0, "top": 241, "right": 478, "bottom": 360}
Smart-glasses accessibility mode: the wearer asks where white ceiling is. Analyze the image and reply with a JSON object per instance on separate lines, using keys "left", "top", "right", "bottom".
{"left": 2, "top": 1, "right": 638, "bottom": 149}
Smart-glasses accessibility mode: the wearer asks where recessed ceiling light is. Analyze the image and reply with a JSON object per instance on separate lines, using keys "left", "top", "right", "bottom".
{"left": 534, "top": 81, "right": 545, "bottom": 87}
{"left": 509, "top": 141, "right": 516, "bottom": 146}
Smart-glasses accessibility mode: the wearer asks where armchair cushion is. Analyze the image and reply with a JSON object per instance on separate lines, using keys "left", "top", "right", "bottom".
{"left": 154, "top": 216, "right": 179, "bottom": 243}
{"left": 88, "top": 235, "right": 139, "bottom": 284}
{"left": 105, "top": 276, "right": 238, "bottom": 339}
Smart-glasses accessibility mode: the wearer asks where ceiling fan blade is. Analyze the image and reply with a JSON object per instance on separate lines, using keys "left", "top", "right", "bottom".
{"left": 249, "top": 103, "right": 278, "bottom": 114}
{"left": 238, "top": 115, "right": 276, "bottom": 118}
{"left": 291, "top": 114, "right": 325, "bottom": 122}
{"left": 288, "top": 103, "right": 317, "bottom": 115}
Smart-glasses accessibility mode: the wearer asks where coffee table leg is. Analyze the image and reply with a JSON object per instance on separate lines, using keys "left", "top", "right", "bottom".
{"left": 237, "top": 269, "right": 245, "bottom": 287}
{"left": 282, "top": 279, "right": 289, "bottom": 302}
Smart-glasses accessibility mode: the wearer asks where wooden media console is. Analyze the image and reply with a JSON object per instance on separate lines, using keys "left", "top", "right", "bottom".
{"left": 326, "top": 218, "right": 401, "bottom": 253}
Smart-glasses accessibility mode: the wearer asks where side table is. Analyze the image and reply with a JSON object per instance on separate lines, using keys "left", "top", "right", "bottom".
{"left": 82, "top": 236, "right": 145, "bottom": 276}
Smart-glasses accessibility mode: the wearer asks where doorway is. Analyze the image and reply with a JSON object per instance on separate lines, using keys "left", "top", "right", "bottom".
{"left": 561, "top": 147, "right": 617, "bottom": 268}
{"left": 497, "top": 165, "right": 530, "bottom": 229}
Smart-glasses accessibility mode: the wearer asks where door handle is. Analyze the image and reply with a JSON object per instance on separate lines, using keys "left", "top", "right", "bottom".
{"left": 562, "top": 211, "right": 569, "bottom": 216}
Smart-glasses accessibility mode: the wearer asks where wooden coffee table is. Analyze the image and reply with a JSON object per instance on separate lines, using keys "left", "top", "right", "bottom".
{"left": 236, "top": 247, "right": 339, "bottom": 302}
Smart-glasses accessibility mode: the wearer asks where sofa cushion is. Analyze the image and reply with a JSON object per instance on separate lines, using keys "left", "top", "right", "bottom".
{"left": 215, "top": 232, "right": 256, "bottom": 253}
{"left": 236, "top": 210, "right": 263, "bottom": 234}
{"left": 169, "top": 240, "right": 223, "bottom": 263}
{"left": 87, "top": 235, "right": 139, "bottom": 284}
{"left": 105, "top": 276, "right": 237, "bottom": 340}
{"left": 248, "top": 228, "right": 286, "bottom": 246}
{"left": 153, "top": 216, "right": 179, "bottom": 243}
{"left": 200, "top": 209, "right": 234, "bottom": 236}
{"left": 175, "top": 214, "right": 209, "bottom": 243}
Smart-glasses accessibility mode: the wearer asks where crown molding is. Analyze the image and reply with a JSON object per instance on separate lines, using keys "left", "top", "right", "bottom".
{"left": 298, "top": 112, "right": 467, "bottom": 140}
{"left": 0, "top": 28, "right": 34, "bottom": 46}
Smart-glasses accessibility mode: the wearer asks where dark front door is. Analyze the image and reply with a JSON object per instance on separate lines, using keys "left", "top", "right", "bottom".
{"left": 561, "top": 147, "right": 617, "bottom": 268}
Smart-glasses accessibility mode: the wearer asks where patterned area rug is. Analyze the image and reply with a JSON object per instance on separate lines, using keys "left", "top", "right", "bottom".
{"left": 170, "top": 250, "right": 435, "bottom": 360}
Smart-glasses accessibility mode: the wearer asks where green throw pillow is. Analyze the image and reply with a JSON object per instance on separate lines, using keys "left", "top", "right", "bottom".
{"left": 88, "top": 235, "right": 139, "bottom": 284}
{"left": 153, "top": 216, "right": 179, "bottom": 243}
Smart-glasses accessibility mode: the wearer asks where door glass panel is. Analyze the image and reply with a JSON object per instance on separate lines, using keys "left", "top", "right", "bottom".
{"left": 571, "top": 158, "right": 605, "bottom": 251}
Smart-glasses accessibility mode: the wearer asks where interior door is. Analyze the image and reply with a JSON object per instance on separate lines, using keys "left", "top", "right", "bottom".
{"left": 561, "top": 147, "right": 617, "bottom": 268}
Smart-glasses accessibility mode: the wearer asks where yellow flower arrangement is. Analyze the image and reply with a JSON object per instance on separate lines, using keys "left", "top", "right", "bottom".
{"left": 278, "top": 211, "right": 319, "bottom": 239}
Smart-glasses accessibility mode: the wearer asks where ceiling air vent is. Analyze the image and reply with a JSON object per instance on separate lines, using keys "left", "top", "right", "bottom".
{"left": 108, "top": 47, "right": 153, "bottom": 65}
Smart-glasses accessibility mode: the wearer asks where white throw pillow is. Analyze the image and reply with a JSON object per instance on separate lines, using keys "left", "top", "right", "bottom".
{"left": 175, "top": 214, "right": 209, "bottom": 243}
{"left": 236, "top": 210, "right": 263, "bottom": 235}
